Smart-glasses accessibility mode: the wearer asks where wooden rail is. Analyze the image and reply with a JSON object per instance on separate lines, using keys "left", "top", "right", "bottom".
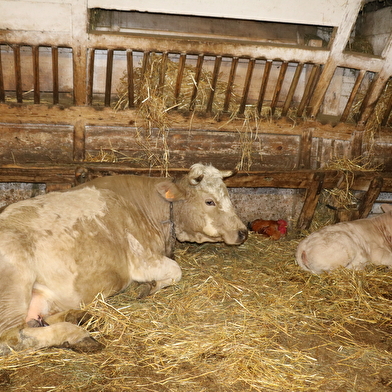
{"left": 0, "top": 164, "right": 390, "bottom": 229}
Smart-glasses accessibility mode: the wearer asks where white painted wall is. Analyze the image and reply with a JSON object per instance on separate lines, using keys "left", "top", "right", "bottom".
{"left": 87, "top": 0, "right": 351, "bottom": 27}
{"left": 0, "top": 0, "right": 359, "bottom": 35}
{"left": 0, "top": 0, "right": 73, "bottom": 32}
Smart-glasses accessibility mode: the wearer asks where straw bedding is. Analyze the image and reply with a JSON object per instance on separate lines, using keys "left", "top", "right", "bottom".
{"left": 0, "top": 233, "right": 391, "bottom": 391}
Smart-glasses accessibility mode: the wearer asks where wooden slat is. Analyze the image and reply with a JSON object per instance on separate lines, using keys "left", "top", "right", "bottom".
{"left": 13, "top": 45, "right": 23, "bottom": 103}
{"left": 126, "top": 50, "right": 135, "bottom": 108}
{"left": 282, "top": 63, "right": 303, "bottom": 116}
{"left": 174, "top": 53, "right": 187, "bottom": 104}
{"left": 189, "top": 54, "right": 204, "bottom": 111}
{"left": 350, "top": 130, "right": 363, "bottom": 159}
{"left": 52, "top": 46, "right": 59, "bottom": 104}
{"left": 358, "top": 176, "right": 383, "bottom": 218}
{"left": 223, "top": 56, "right": 238, "bottom": 112}
{"left": 270, "top": 61, "right": 288, "bottom": 114}
{"left": 0, "top": 46, "right": 5, "bottom": 103}
{"left": 104, "top": 49, "right": 114, "bottom": 107}
{"left": 0, "top": 164, "right": 391, "bottom": 193}
{"left": 298, "top": 129, "right": 313, "bottom": 169}
{"left": 238, "top": 58, "right": 255, "bottom": 115}
{"left": 381, "top": 77, "right": 392, "bottom": 126}
{"left": 340, "top": 69, "right": 366, "bottom": 123}
{"left": 297, "top": 64, "right": 320, "bottom": 117}
{"left": 256, "top": 60, "right": 272, "bottom": 114}
{"left": 32, "top": 46, "right": 40, "bottom": 104}
{"left": 73, "top": 118, "right": 85, "bottom": 162}
{"left": 158, "top": 51, "right": 168, "bottom": 95}
{"left": 87, "top": 48, "right": 95, "bottom": 106}
{"left": 296, "top": 171, "right": 325, "bottom": 230}
{"left": 206, "top": 56, "right": 222, "bottom": 113}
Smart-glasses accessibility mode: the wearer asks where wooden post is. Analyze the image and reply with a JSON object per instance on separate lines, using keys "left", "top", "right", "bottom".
{"left": 297, "top": 172, "right": 325, "bottom": 230}
{"left": 223, "top": 57, "right": 238, "bottom": 112}
{"left": 298, "top": 129, "right": 313, "bottom": 169}
{"left": 358, "top": 176, "right": 383, "bottom": 218}
{"left": 239, "top": 58, "right": 255, "bottom": 115}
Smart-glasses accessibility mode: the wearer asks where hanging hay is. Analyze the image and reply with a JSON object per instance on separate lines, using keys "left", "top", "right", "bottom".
{"left": 1, "top": 234, "right": 391, "bottom": 391}
{"left": 114, "top": 53, "right": 239, "bottom": 115}
{"left": 320, "top": 156, "right": 380, "bottom": 211}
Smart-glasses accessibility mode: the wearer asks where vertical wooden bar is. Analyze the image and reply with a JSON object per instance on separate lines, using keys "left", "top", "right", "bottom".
{"left": 350, "top": 130, "right": 363, "bottom": 159}
{"left": 270, "top": 61, "right": 288, "bottom": 114}
{"left": 174, "top": 53, "right": 186, "bottom": 104}
{"left": 206, "top": 55, "right": 222, "bottom": 113}
{"left": 282, "top": 63, "right": 303, "bottom": 116}
{"left": 141, "top": 51, "right": 150, "bottom": 78}
{"left": 73, "top": 118, "right": 86, "bottom": 162}
{"left": 381, "top": 78, "right": 392, "bottom": 126}
{"left": 256, "top": 60, "right": 272, "bottom": 115}
{"left": 189, "top": 54, "right": 204, "bottom": 111}
{"left": 358, "top": 176, "right": 383, "bottom": 219}
{"left": 298, "top": 129, "right": 313, "bottom": 169}
{"left": 86, "top": 48, "right": 95, "bottom": 106}
{"left": 238, "top": 58, "right": 255, "bottom": 115}
{"left": 340, "top": 69, "right": 366, "bottom": 123}
{"left": 223, "top": 56, "right": 238, "bottom": 112}
{"left": 13, "top": 45, "right": 23, "bottom": 103}
{"left": 297, "top": 64, "right": 320, "bottom": 117}
{"left": 297, "top": 172, "right": 325, "bottom": 230}
{"left": 126, "top": 50, "right": 134, "bottom": 108}
{"left": 0, "top": 46, "right": 5, "bottom": 103}
{"left": 32, "top": 46, "right": 40, "bottom": 104}
{"left": 52, "top": 46, "right": 59, "bottom": 104}
{"left": 104, "top": 49, "right": 114, "bottom": 107}
{"left": 73, "top": 46, "right": 88, "bottom": 106}
{"left": 158, "top": 52, "right": 168, "bottom": 95}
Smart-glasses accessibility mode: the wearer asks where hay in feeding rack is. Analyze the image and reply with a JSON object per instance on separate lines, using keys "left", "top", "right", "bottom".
{"left": 1, "top": 234, "right": 392, "bottom": 391}
{"left": 321, "top": 156, "right": 380, "bottom": 211}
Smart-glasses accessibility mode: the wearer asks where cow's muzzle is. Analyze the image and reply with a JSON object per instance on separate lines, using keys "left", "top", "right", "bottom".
{"left": 237, "top": 228, "right": 248, "bottom": 244}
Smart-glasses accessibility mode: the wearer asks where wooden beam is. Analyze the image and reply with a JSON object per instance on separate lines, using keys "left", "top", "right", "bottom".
{"left": 282, "top": 63, "right": 303, "bottom": 117}
{"left": 32, "top": 46, "right": 40, "bottom": 104}
{"left": 223, "top": 57, "right": 238, "bottom": 112}
{"left": 298, "top": 129, "right": 313, "bottom": 169}
{"left": 206, "top": 56, "right": 222, "bottom": 113}
{"left": 239, "top": 58, "right": 255, "bottom": 115}
{"left": 270, "top": 61, "right": 288, "bottom": 114}
{"left": 358, "top": 176, "right": 383, "bottom": 218}
{"left": 296, "top": 172, "right": 325, "bottom": 230}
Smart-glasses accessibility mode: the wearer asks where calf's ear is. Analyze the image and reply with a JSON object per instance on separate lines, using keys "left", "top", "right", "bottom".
{"left": 156, "top": 180, "right": 186, "bottom": 202}
{"left": 380, "top": 204, "right": 392, "bottom": 213}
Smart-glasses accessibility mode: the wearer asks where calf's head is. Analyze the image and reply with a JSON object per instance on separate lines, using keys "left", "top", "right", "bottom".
{"left": 156, "top": 164, "right": 247, "bottom": 245}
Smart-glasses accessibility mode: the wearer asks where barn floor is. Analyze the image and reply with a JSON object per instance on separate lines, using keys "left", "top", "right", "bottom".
{"left": 0, "top": 233, "right": 391, "bottom": 391}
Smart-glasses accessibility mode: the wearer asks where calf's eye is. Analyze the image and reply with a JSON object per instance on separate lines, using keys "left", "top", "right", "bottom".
{"left": 205, "top": 199, "right": 216, "bottom": 206}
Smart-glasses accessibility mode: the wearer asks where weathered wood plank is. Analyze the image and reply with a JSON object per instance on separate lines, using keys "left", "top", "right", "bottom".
{"left": 358, "top": 176, "right": 383, "bottom": 218}
{"left": 296, "top": 171, "right": 325, "bottom": 230}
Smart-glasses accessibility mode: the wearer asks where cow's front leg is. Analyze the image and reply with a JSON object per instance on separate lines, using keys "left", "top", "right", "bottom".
{"left": 135, "top": 256, "right": 182, "bottom": 298}
{"left": 0, "top": 322, "right": 103, "bottom": 356}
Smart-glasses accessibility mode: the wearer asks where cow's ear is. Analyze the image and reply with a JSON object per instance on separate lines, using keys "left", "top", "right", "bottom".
{"left": 381, "top": 204, "right": 392, "bottom": 213}
{"left": 156, "top": 180, "right": 186, "bottom": 202}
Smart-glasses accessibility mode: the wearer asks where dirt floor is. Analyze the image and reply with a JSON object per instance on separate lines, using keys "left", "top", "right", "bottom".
{"left": 0, "top": 233, "right": 391, "bottom": 391}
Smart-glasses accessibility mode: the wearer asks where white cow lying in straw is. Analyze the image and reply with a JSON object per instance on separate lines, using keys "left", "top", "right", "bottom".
{"left": 296, "top": 204, "right": 392, "bottom": 273}
{"left": 0, "top": 164, "right": 247, "bottom": 355}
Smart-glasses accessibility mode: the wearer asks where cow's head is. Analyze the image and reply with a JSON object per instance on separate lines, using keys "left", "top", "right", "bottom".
{"left": 156, "top": 163, "right": 248, "bottom": 245}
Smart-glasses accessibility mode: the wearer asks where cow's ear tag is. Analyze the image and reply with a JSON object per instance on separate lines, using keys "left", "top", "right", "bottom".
{"left": 165, "top": 189, "right": 176, "bottom": 200}
{"left": 156, "top": 181, "right": 186, "bottom": 201}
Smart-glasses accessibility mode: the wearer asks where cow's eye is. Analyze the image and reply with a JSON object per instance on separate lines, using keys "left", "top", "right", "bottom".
{"left": 205, "top": 199, "right": 216, "bottom": 206}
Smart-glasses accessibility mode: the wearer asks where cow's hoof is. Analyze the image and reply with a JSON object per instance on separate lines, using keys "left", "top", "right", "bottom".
{"left": 60, "top": 336, "right": 105, "bottom": 353}
{"left": 64, "top": 310, "right": 93, "bottom": 326}
{"left": 136, "top": 281, "right": 157, "bottom": 299}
